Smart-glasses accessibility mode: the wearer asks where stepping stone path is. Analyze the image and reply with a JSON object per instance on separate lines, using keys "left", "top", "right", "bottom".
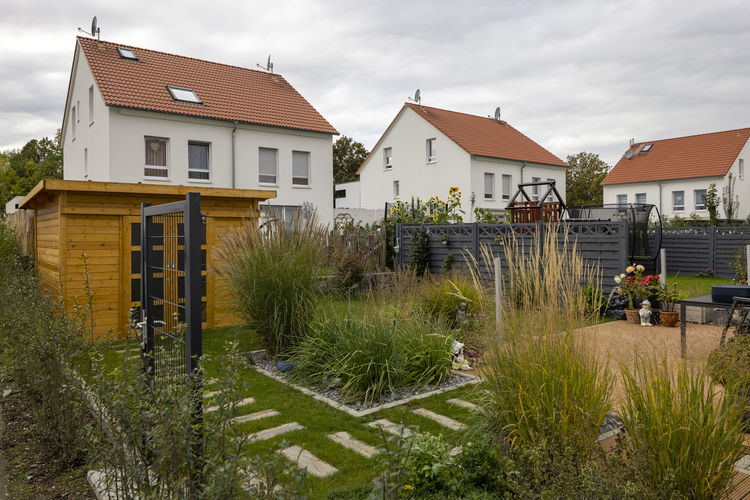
{"left": 230, "top": 409, "right": 279, "bottom": 425}
{"left": 206, "top": 396, "right": 256, "bottom": 413}
{"left": 368, "top": 419, "right": 413, "bottom": 438}
{"left": 281, "top": 446, "right": 338, "bottom": 478}
{"left": 447, "top": 398, "right": 479, "bottom": 411}
{"left": 327, "top": 431, "right": 380, "bottom": 458}
{"left": 203, "top": 390, "right": 221, "bottom": 399}
{"left": 249, "top": 422, "right": 304, "bottom": 442}
{"left": 412, "top": 408, "right": 466, "bottom": 431}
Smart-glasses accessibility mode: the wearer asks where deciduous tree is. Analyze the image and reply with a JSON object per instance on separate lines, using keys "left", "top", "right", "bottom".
{"left": 564, "top": 152, "right": 610, "bottom": 206}
{"left": 332, "top": 136, "right": 368, "bottom": 185}
{"left": 0, "top": 130, "right": 62, "bottom": 209}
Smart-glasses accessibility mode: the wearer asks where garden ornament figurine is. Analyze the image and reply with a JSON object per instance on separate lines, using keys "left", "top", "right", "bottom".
{"left": 639, "top": 300, "right": 653, "bottom": 326}
{"left": 451, "top": 340, "right": 472, "bottom": 371}
{"left": 456, "top": 302, "right": 470, "bottom": 328}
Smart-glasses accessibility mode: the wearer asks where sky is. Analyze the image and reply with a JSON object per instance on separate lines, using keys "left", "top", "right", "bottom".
{"left": 2, "top": 0, "right": 750, "bottom": 166}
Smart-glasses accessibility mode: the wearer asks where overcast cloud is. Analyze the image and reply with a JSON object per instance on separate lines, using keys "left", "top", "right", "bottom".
{"left": 2, "top": 0, "right": 749, "bottom": 166}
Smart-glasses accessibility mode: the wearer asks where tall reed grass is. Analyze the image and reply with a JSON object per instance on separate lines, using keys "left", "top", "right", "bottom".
{"left": 217, "top": 213, "right": 327, "bottom": 355}
{"left": 621, "top": 356, "right": 745, "bottom": 499}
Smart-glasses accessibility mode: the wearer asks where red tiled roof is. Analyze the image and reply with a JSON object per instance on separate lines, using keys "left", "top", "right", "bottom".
{"left": 405, "top": 103, "right": 567, "bottom": 166}
{"left": 601, "top": 128, "right": 750, "bottom": 185}
{"left": 76, "top": 37, "right": 337, "bottom": 135}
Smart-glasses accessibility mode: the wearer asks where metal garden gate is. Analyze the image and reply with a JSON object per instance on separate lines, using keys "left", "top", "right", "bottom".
{"left": 139, "top": 192, "right": 203, "bottom": 383}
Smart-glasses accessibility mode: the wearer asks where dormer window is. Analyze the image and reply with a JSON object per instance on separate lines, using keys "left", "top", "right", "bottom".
{"left": 117, "top": 47, "right": 138, "bottom": 60}
{"left": 167, "top": 86, "right": 202, "bottom": 104}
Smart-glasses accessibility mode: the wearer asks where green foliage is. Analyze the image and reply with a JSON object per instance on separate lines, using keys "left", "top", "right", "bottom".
{"left": 704, "top": 183, "right": 720, "bottom": 225}
{"left": 333, "top": 252, "right": 366, "bottom": 293}
{"left": 333, "top": 135, "right": 368, "bottom": 185}
{"left": 473, "top": 206, "right": 501, "bottom": 223}
{"left": 696, "top": 268, "right": 714, "bottom": 278}
{"left": 481, "top": 331, "right": 613, "bottom": 455}
{"left": 289, "top": 316, "right": 453, "bottom": 405}
{"left": 656, "top": 282, "right": 680, "bottom": 312}
{"left": 0, "top": 131, "right": 62, "bottom": 209}
{"left": 0, "top": 222, "right": 90, "bottom": 464}
{"left": 440, "top": 253, "right": 453, "bottom": 273}
{"left": 388, "top": 188, "right": 464, "bottom": 224}
{"left": 722, "top": 172, "right": 740, "bottom": 225}
{"left": 730, "top": 247, "right": 747, "bottom": 284}
{"left": 564, "top": 151, "right": 609, "bottom": 206}
{"left": 577, "top": 283, "right": 607, "bottom": 317}
{"left": 408, "top": 228, "right": 430, "bottom": 277}
{"left": 217, "top": 214, "right": 327, "bottom": 355}
{"left": 708, "top": 335, "right": 750, "bottom": 388}
{"left": 621, "top": 356, "right": 745, "bottom": 499}
{"left": 421, "top": 274, "right": 482, "bottom": 328}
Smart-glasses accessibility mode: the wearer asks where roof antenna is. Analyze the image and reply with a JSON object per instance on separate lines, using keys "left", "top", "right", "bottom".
{"left": 407, "top": 89, "right": 421, "bottom": 105}
{"left": 257, "top": 55, "right": 274, "bottom": 73}
{"left": 78, "top": 16, "right": 100, "bottom": 40}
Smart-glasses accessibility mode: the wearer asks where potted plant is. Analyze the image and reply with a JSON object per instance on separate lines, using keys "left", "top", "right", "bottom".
{"left": 615, "top": 264, "right": 646, "bottom": 324}
{"left": 657, "top": 282, "right": 680, "bottom": 327}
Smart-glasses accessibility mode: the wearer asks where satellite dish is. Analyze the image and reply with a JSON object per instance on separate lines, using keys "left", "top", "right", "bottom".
{"left": 494, "top": 107, "right": 501, "bottom": 121}
{"left": 257, "top": 54, "right": 274, "bottom": 73}
{"left": 414, "top": 89, "right": 421, "bottom": 104}
{"left": 91, "top": 17, "right": 97, "bottom": 35}
{"left": 624, "top": 149, "right": 633, "bottom": 159}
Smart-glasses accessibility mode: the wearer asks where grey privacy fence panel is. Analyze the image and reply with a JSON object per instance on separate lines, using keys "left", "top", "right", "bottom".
{"left": 395, "top": 220, "right": 628, "bottom": 291}
{"left": 660, "top": 226, "right": 750, "bottom": 278}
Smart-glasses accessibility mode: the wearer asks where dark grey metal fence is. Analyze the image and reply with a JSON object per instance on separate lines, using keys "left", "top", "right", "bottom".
{"left": 394, "top": 221, "right": 628, "bottom": 291}
{"left": 661, "top": 226, "right": 750, "bottom": 278}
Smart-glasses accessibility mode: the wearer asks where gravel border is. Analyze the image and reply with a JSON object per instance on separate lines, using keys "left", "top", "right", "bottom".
{"left": 247, "top": 350, "right": 481, "bottom": 418}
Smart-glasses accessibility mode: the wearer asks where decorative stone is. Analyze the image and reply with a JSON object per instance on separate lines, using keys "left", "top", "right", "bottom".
{"left": 203, "top": 390, "right": 221, "bottom": 399}
{"left": 281, "top": 445, "right": 338, "bottom": 477}
{"left": 206, "top": 397, "right": 256, "bottom": 413}
{"left": 368, "top": 419, "right": 413, "bottom": 437}
{"left": 412, "top": 408, "right": 466, "bottom": 431}
{"left": 327, "top": 431, "right": 380, "bottom": 458}
{"left": 736, "top": 454, "right": 750, "bottom": 474}
{"left": 230, "top": 409, "right": 279, "bottom": 425}
{"left": 447, "top": 398, "right": 479, "bottom": 411}
{"left": 249, "top": 422, "right": 304, "bottom": 441}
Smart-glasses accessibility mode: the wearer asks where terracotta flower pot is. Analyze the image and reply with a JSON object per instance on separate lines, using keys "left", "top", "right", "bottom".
{"left": 625, "top": 309, "right": 641, "bottom": 324}
{"left": 660, "top": 310, "right": 679, "bottom": 327}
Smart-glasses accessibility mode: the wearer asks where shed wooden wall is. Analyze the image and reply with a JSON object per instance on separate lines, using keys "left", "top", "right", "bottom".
{"left": 29, "top": 188, "right": 260, "bottom": 338}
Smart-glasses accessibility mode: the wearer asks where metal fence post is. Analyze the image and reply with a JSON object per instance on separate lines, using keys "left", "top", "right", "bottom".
{"left": 709, "top": 226, "right": 716, "bottom": 273}
{"left": 660, "top": 249, "right": 667, "bottom": 286}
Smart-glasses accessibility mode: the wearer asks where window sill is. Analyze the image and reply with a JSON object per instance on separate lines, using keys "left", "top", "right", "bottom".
{"left": 89, "top": 121, "right": 94, "bottom": 127}
{"left": 426, "top": 160, "right": 437, "bottom": 165}
{"left": 143, "top": 176, "right": 171, "bottom": 182}
{"left": 484, "top": 197, "right": 495, "bottom": 201}
{"left": 259, "top": 182, "right": 279, "bottom": 188}
{"left": 384, "top": 167, "right": 393, "bottom": 171}
{"left": 292, "top": 185, "right": 312, "bottom": 189}
{"left": 188, "top": 179, "right": 212, "bottom": 184}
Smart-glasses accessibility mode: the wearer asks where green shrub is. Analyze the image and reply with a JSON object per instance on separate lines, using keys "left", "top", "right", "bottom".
{"left": 421, "top": 274, "right": 482, "bottom": 328}
{"left": 0, "top": 222, "right": 90, "bottom": 465}
{"left": 621, "top": 356, "right": 744, "bottom": 499}
{"left": 707, "top": 335, "right": 750, "bottom": 387}
{"left": 217, "top": 213, "right": 327, "bottom": 355}
{"left": 481, "top": 331, "right": 612, "bottom": 456}
{"left": 333, "top": 252, "right": 366, "bottom": 293}
{"left": 289, "top": 316, "right": 452, "bottom": 405}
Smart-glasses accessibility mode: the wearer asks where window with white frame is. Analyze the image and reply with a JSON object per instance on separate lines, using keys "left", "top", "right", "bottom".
{"left": 545, "top": 178, "right": 555, "bottom": 200}
{"left": 144, "top": 137, "right": 168, "bottom": 178}
{"left": 617, "top": 194, "right": 627, "bottom": 209}
{"left": 292, "top": 151, "right": 310, "bottom": 186}
{"left": 694, "top": 189, "right": 707, "bottom": 210}
{"left": 426, "top": 138, "right": 437, "bottom": 163}
{"left": 531, "top": 177, "right": 541, "bottom": 200}
{"left": 259, "top": 148, "right": 277, "bottom": 184}
{"left": 672, "top": 190, "right": 685, "bottom": 211}
{"left": 384, "top": 147, "right": 392, "bottom": 169}
{"left": 88, "top": 86, "right": 94, "bottom": 124}
{"left": 393, "top": 180, "right": 400, "bottom": 198}
{"left": 740, "top": 159, "right": 745, "bottom": 180}
{"left": 635, "top": 193, "right": 646, "bottom": 204}
{"left": 484, "top": 173, "right": 494, "bottom": 199}
{"left": 502, "top": 174, "right": 512, "bottom": 200}
{"left": 188, "top": 142, "right": 210, "bottom": 180}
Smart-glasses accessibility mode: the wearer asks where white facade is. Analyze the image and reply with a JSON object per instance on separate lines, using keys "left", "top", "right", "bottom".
{"left": 4, "top": 196, "right": 25, "bottom": 215}
{"left": 62, "top": 45, "right": 334, "bottom": 225}
{"left": 334, "top": 180, "right": 361, "bottom": 209}
{"left": 603, "top": 140, "right": 750, "bottom": 220}
{"left": 358, "top": 106, "right": 566, "bottom": 219}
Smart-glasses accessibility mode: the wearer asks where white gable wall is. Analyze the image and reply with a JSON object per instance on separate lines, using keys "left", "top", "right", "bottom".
{"left": 62, "top": 48, "right": 110, "bottom": 181}
{"left": 603, "top": 138, "right": 750, "bottom": 220}
{"left": 359, "top": 107, "right": 472, "bottom": 215}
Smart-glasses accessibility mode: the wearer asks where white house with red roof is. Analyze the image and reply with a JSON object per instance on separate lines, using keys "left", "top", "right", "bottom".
{"left": 601, "top": 128, "right": 750, "bottom": 220}
{"left": 354, "top": 103, "right": 567, "bottom": 219}
{"left": 61, "top": 36, "right": 337, "bottom": 225}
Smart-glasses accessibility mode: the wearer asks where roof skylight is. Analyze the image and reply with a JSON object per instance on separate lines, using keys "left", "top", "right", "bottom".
{"left": 641, "top": 143, "right": 653, "bottom": 152}
{"left": 166, "top": 86, "right": 202, "bottom": 104}
{"left": 117, "top": 47, "right": 138, "bottom": 60}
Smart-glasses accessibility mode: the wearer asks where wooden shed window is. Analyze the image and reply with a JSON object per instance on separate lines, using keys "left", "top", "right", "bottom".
{"left": 145, "top": 137, "right": 168, "bottom": 178}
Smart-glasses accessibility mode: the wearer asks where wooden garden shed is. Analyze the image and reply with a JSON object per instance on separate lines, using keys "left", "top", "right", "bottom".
{"left": 18, "top": 179, "right": 275, "bottom": 338}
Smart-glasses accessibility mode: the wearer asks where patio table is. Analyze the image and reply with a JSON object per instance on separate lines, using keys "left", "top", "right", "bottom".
{"left": 679, "top": 295, "right": 734, "bottom": 359}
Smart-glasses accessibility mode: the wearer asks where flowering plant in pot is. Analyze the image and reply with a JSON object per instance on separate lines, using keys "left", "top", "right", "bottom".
{"left": 657, "top": 282, "right": 680, "bottom": 327}
{"left": 615, "top": 264, "right": 659, "bottom": 323}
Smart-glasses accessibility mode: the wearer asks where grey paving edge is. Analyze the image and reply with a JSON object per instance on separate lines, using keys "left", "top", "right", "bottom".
{"left": 596, "top": 427, "right": 622, "bottom": 442}
{"left": 252, "top": 365, "right": 480, "bottom": 417}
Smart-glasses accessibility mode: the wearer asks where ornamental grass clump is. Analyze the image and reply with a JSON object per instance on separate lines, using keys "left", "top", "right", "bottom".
{"left": 217, "top": 213, "right": 327, "bottom": 355}
{"left": 420, "top": 273, "right": 484, "bottom": 328}
{"left": 621, "top": 356, "right": 745, "bottom": 499}
{"left": 289, "top": 315, "right": 453, "bottom": 405}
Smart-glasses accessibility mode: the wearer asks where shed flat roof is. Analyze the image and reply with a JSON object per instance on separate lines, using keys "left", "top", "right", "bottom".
{"left": 19, "top": 179, "right": 275, "bottom": 209}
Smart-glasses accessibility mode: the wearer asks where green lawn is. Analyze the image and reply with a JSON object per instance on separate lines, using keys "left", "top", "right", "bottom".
{"left": 667, "top": 274, "right": 733, "bottom": 299}
{"left": 101, "top": 323, "right": 482, "bottom": 498}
